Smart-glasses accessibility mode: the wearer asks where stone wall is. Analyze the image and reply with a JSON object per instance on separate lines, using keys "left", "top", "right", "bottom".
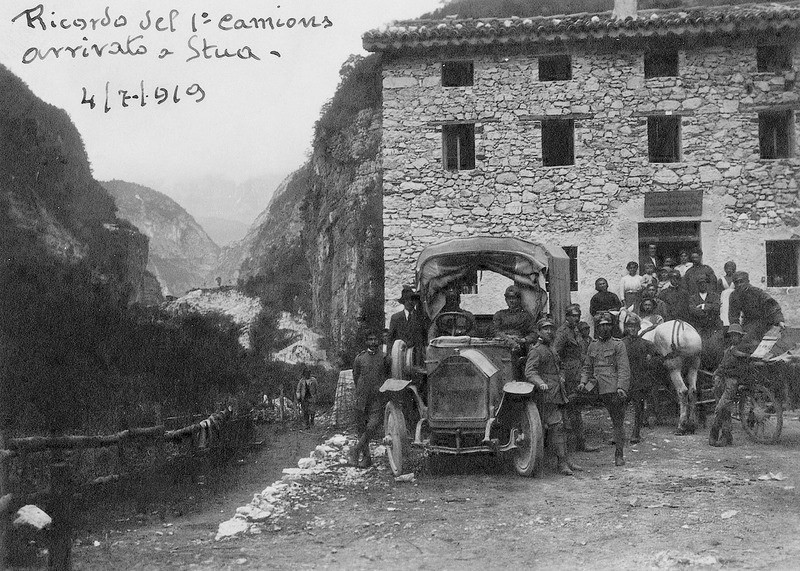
{"left": 382, "top": 40, "right": 800, "bottom": 324}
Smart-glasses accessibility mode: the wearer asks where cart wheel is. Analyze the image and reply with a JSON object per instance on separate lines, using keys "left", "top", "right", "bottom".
{"left": 509, "top": 401, "right": 544, "bottom": 477}
{"left": 739, "top": 383, "right": 783, "bottom": 444}
{"left": 384, "top": 401, "right": 409, "bottom": 476}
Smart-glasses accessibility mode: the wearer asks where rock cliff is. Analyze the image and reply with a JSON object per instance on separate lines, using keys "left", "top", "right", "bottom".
{"left": 0, "top": 62, "right": 157, "bottom": 305}
{"left": 103, "top": 180, "right": 220, "bottom": 297}
{"left": 213, "top": 55, "right": 384, "bottom": 367}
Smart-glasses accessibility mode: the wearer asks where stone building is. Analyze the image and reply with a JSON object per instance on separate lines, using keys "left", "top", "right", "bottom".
{"left": 364, "top": 1, "right": 800, "bottom": 324}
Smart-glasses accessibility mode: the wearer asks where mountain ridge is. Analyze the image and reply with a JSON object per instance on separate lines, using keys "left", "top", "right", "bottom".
{"left": 103, "top": 179, "right": 221, "bottom": 297}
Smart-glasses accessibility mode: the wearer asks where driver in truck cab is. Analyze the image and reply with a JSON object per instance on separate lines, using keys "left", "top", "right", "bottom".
{"left": 492, "top": 284, "right": 538, "bottom": 352}
{"left": 429, "top": 282, "right": 476, "bottom": 338}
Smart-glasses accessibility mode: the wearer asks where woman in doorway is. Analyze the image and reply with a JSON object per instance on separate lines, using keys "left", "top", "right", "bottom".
{"left": 718, "top": 261, "right": 737, "bottom": 330}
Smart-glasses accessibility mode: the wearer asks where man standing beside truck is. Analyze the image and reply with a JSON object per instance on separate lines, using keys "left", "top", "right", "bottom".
{"left": 578, "top": 312, "right": 631, "bottom": 467}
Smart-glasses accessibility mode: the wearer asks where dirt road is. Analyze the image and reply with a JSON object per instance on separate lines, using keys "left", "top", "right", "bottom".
{"left": 73, "top": 414, "right": 800, "bottom": 570}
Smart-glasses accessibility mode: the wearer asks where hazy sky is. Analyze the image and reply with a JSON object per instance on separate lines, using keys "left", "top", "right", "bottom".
{"left": 0, "top": 0, "right": 443, "bottom": 191}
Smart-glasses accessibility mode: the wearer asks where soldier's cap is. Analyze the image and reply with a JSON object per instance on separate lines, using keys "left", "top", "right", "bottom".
{"left": 596, "top": 312, "right": 613, "bottom": 326}
{"left": 536, "top": 318, "right": 555, "bottom": 329}
{"left": 504, "top": 285, "right": 521, "bottom": 298}
{"left": 727, "top": 323, "right": 745, "bottom": 336}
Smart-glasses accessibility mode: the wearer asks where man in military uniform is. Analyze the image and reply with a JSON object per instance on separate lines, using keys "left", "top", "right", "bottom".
{"left": 728, "top": 271, "right": 785, "bottom": 352}
{"left": 578, "top": 312, "right": 631, "bottom": 466}
{"left": 621, "top": 314, "right": 661, "bottom": 444}
{"left": 553, "top": 304, "right": 599, "bottom": 452}
{"left": 708, "top": 324, "right": 747, "bottom": 447}
{"left": 525, "top": 318, "right": 580, "bottom": 476}
{"left": 492, "top": 284, "right": 538, "bottom": 349}
{"left": 349, "top": 330, "right": 391, "bottom": 468}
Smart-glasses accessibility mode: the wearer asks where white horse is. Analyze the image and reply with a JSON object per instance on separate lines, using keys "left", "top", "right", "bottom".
{"left": 641, "top": 320, "right": 703, "bottom": 434}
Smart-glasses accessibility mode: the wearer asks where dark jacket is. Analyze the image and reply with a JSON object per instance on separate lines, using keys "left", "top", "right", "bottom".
{"left": 589, "top": 291, "right": 622, "bottom": 318}
{"left": 621, "top": 336, "right": 660, "bottom": 392}
{"left": 658, "top": 286, "right": 689, "bottom": 322}
{"left": 352, "top": 349, "right": 390, "bottom": 411}
{"left": 684, "top": 264, "right": 719, "bottom": 295}
{"left": 387, "top": 309, "right": 428, "bottom": 352}
{"left": 687, "top": 291, "right": 722, "bottom": 332}
{"left": 728, "top": 286, "right": 784, "bottom": 328}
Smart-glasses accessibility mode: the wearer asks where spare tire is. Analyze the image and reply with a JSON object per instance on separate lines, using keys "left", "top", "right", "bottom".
{"left": 391, "top": 339, "right": 414, "bottom": 380}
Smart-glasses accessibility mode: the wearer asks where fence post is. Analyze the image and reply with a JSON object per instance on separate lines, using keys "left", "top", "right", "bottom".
{"left": 48, "top": 460, "right": 72, "bottom": 571}
{"left": 279, "top": 385, "right": 285, "bottom": 422}
{"left": 0, "top": 429, "right": 8, "bottom": 567}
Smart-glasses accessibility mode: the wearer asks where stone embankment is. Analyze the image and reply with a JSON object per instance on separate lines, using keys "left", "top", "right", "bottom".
{"left": 214, "top": 434, "right": 393, "bottom": 541}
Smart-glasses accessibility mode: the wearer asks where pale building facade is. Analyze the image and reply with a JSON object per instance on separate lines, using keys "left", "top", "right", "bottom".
{"left": 365, "top": 3, "right": 800, "bottom": 324}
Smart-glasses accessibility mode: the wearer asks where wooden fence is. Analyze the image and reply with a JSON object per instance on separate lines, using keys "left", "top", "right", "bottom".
{"left": 0, "top": 406, "right": 252, "bottom": 570}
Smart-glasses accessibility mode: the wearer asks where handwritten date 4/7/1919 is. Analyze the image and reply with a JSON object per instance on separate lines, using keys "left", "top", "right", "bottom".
{"left": 81, "top": 81, "right": 205, "bottom": 113}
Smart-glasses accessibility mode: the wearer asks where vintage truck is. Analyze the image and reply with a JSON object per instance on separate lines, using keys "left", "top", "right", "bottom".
{"left": 381, "top": 236, "right": 572, "bottom": 476}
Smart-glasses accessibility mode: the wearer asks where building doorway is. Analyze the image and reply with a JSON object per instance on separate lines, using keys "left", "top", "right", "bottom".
{"left": 638, "top": 221, "right": 701, "bottom": 268}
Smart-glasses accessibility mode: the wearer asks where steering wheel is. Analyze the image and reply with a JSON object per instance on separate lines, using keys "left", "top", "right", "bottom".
{"left": 434, "top": 311, "right": 475, "bottom": 337}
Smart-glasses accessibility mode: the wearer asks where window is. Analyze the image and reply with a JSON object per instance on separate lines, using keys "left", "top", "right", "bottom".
{"left": 461, "top": 269, "right": 478, "bottom": 295}
{"left": 442, "top": 61, "right": 474, "bottom": 87}
{"left": 563, "top": 246, "right": 579, "bottom": 292}
{"left": 644, "top": 51, "right": 679, "bottom": 78}
{"left": 539, "top": 55, "right": 571, "bottom": 81}
{"left": 442, "top": 123, "right": 475, "bottom": 171}
{"left": 759, "top": 110, "right": 794, "bottom": 159}
{"left": 757, "top": 45, "right": 793, "bottom": 73}
{"left": 648, "top": 116, "right": 681, "bottom": 163}
{"left": 638, "top": 222, "right": 701, "bottom": 269}
{"left": 541, "top": 119, "right": 574, "bottom": 167}
{"left": 766, "top": 240, "right": 799, "bottom": 287}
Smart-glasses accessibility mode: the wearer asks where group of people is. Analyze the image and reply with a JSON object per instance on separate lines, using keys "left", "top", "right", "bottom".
{"left": 592, "top": 245, "right": 742, "bottom": 338}
{"left": 346, "top": 252, "right": 786, "bottom": 470}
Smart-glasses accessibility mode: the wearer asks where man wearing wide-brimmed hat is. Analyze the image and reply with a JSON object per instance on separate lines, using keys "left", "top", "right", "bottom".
{"left": 386, "top": 285, "right": 428, "bottom": 360}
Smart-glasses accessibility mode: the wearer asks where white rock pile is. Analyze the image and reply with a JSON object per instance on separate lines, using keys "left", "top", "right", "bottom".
{"left": 215, "top": 433, "right": 388, "bottom": 541}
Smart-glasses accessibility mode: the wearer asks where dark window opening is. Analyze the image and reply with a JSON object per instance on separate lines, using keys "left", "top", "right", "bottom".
{"left": 645, "top": 51, "right": 679, "bottom": 78}
{"left": 563, "top": 246, "right": 579, "bottom": 292}
{"left": 442, "top": 61, "right": 474, "bottom": 87}
{"left": 443, "top": 123, "right": 476, "bottom": 170}
{"left": 759, "top": 110, "right": 794, "bottom": 159}
{"left": 461, "top": 269, "right": 478, "bottom": 295}
{"left": 541, "top": 119, "right": 574, "bottom": 167}
{"left": 648, "top": 116, "right": 681, "bottom": 163}
{"left": 539, "top": 55, "right": 571, "bottom": 81}
{"left": 757, "top": 45, "right": 793, "bottom": 73}
{"left": 638, "top": 222, "right": 701, "bottom": 268}
{"left": 766, "top": 240, "right": 799, "bottom": 287}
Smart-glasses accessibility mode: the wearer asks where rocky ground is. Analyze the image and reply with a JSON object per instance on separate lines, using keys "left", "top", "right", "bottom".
{"left": 71, "top": 410, "right": 800, "bottom": 570}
